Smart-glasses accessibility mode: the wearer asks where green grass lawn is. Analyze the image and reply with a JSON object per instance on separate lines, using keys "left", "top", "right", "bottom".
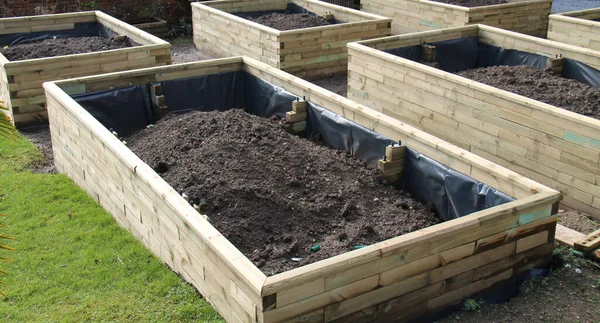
{"left": 0, "top": 133, "right": 222, "bottom": 322}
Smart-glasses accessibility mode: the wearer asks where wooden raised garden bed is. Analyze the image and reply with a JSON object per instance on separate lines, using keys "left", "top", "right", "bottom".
{"left": 128, "top": 17, "right": 169, "bottom": 39}
{"left": 192, "top": 0, "right": 390, "bottom": 79}
{"left": 44, "top": 56, "right": 560, "bottom": 322}
{"left": 348, "top": 24, "right": 600, "bottom": 219}
{"left": 360, "top": 0, "right": 551, "bottom": 36}
{"left": 0, "top": 11, "right": 172, "bottom": 127}
{"left": 548, "top": 8, "right": 600, "bottom": 51}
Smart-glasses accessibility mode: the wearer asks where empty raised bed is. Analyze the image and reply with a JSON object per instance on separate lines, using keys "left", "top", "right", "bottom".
{"left": 0, "top": 11, "right": 172, "bottom": 127}
{"left": 360, "top": 0, "right": 551, "bottom": 36}
{"left": 548, "top": 8, "right": 600, "bottom": 51}
{"left": 348, "top": 24, "right": 600, "bottom": 219}
{"left": 44, "top": 56, "right": 560, "bottom": 322}
{"left": 192, "top": 0, "right": 390, "bottom": 79}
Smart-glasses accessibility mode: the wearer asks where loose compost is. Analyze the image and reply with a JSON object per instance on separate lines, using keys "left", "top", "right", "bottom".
{"left": 1, "top": 36, "right": 131, "bottom": 61}
{"left": 244, "top": 12, "right": 331, "bottom": 30}
{"left": 126, "top": 109, "right": 440, "bottom": 275}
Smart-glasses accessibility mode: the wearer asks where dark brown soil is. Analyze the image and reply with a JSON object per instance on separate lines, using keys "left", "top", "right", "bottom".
{"left": 311, "top": 74, "right": 348, "bottom": 97}
{"left": 431, "top": 0, "right": 507, "bottom": 7}
{"left": 457, "top": 65, "right": 600, "bottom": 120}
{"left": 559, "top": 209, "right": 600, "bottom": 235}
{"left": 125, "top": 109, "right": 440, "bottom": 275}
{"left": 246, "top": 13, "right": 331, "bottom": 31}
{"left": 438, "top": 246, "right": 600, "bottom": 323}
{"left": 1, "top": 36, "right": 131, "bottom": 61}
{"left": 20, "top": 125, "right": 55, "bottom": 174}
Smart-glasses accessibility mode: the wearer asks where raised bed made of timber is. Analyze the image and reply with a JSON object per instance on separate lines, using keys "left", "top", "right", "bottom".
{"left": 192, "top": 0, "right": 390, "bottom": 79}
{"left": 0, "top": 11, "right": 172, "bottom": 127}
{"left": 44, "top": 56, "right": 561, "bottom": 323}
{"left": 128, "top": 17, "right": 169, "bottom": 39}
{"left": 548, "top": 8, "right": 600, "bottom": 51}
{"left": 360, "top": 0, "right": 551, "bottom": 36}
{"left": 347, "top": 24, "right": 600, "bottom": 220}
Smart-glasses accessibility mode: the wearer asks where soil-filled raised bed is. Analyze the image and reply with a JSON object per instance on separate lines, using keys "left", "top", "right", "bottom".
{"left": 360, "top": 0, "right": 551, "bottom": 36}
{"left": 348, "top": 24, "right": 600, "bottom": 219}
{"left": 0, "top": 11, "right": 172, "bottom": 127}
{"left": 192, "top": 0, "right": 390, "bottom": 79}
{"left": 548, "top": 8, "right": 600, "bottom": 51}
{"left": 44, "top": 56, "right": 560, "bottom": 322}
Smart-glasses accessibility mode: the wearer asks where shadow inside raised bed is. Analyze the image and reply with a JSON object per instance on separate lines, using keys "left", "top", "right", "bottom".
{"left": 69, "top": 70, "right": 514, "bottom": 275}
{"left": 385, "top": 37, "right": 600, "bottom": 120}
{"left": 0, "top": 22, "right": 137, "bottom": 61}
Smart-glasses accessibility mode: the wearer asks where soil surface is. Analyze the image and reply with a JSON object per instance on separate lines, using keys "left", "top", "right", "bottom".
{"left": 20, "top": 125, "right": 55, "bottom": 174}
{"left": 457, "top": 65, "right": 600, "bottom": 120}
{"left": 438, "top": 246, "right": 600, "bottom": 323}
{"left": 552, "top": 0, "right": 600, "bottom": 13}
{"left": 1, "top": 36, "right": 131, "bottom": 61}
{"left": 125, "top": 109, "right": 440, "bottom": 275}
{"left": 311, "top": 74, "right": 348, "bottom": 97}
{"left": 431, "top": 0, "right": 507, "bottom": 7}
{"left": 559, "top": 209, "right": 600, "bottom": 235}
{"left": 245, "top": 13, "right": 331, "bottom": 31}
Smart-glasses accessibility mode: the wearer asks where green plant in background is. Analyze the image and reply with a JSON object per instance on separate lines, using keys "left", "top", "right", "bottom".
{"left": 462, "top": 298, "right": 480, "bottom": 312}
{"left": 0, "top": 99, "right": 16, "bottom": 296}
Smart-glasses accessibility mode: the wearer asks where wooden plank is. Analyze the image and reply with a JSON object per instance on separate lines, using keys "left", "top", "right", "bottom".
{"left": 555, "top": 223, "right": 585, "bottom": 247}
{"left": 574, "top": 228, "right": 600, "bottom": 252}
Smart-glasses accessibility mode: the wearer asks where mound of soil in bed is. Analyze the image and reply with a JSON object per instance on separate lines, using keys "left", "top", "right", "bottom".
{"left": 457, "top": 65, "right": 600, "bottom": 120}
{"left": 1, "top": 36, "right": 131, "bottom": 61}
{"left": 246, "top": 13, "right": 331, "bottom": 31}
{"left": 126, "top": 109, "right": 440, "bottom": 275}
{"left": 431, "top": 0, "right": 507, "bottom": 7}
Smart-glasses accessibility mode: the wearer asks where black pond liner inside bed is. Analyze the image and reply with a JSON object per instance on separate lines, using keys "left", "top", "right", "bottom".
{"left": 0, "top": 22, "right": 135, "bottom": 47}
{"left": 70, "top": 70, "right": 514, "bottom": 223}
{"left": 384, "top": 36, "right": 600, "bottom": 88}
{"left": 233, "top": 3, "right": 346, "bottom": 25}
{"left": 67, "top": 68, "right": 551, "bottom": 311}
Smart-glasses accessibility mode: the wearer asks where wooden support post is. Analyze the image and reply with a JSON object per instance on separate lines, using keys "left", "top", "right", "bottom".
{"left": 285, "top": 98, "right": 307, "bottom": 134}
{"left": 324, "top": 11, "right": 334, "bottom": 21}
{"left": 377, "top": 144, "right": 405, "bottom": 184}
{"left": 547, "top": 57, "right": 565, "bottom": 75}
{"left": 420, "top": 44, "right": 439, "bottom": 69}
{"left": 150, "top": 83, "right": 168, "bottom": 121}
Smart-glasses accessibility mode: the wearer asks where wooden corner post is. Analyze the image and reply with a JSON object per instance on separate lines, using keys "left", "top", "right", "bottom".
{"left": 285, "top": 98, "right": 307, "bottom": 134}
{"left": 377, "top": 143, "right": 405, "bottom": 184}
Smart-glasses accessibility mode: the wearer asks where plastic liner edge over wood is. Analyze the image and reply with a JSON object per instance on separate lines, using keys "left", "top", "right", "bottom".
{"left": 70, "top": 70, "right": 514, "bottom": 221}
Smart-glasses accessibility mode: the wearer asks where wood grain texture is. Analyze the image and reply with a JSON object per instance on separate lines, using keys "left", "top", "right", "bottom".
{"left": 349, "top": 24, "right": 600, "bottom": 219}
{"left": 46, "top": 57, "right": 561, "bottom": 323}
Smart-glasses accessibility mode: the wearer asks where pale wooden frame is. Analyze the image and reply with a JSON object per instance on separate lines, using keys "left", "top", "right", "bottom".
{"left": 44, "top": 56, "right": 561, "bottom": 322}
{"left": 192, "top": 0, "right": 391, "bottom": 79}
{"left": 548, "top": 8, "right": 600, "bottom": 51}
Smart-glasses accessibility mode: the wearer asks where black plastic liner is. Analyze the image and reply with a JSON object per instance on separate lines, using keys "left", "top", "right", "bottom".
{"left": 0, "top": 22, "right": 121, "bottom": 47}
{"left": 234, "top": 3, "right": 345, "bottom": 24}
{"left": 384, "top": 36, "right": 600, "bottom": 88}
{"left": 71, "top": 70, "right": 513, "bottom": 221}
